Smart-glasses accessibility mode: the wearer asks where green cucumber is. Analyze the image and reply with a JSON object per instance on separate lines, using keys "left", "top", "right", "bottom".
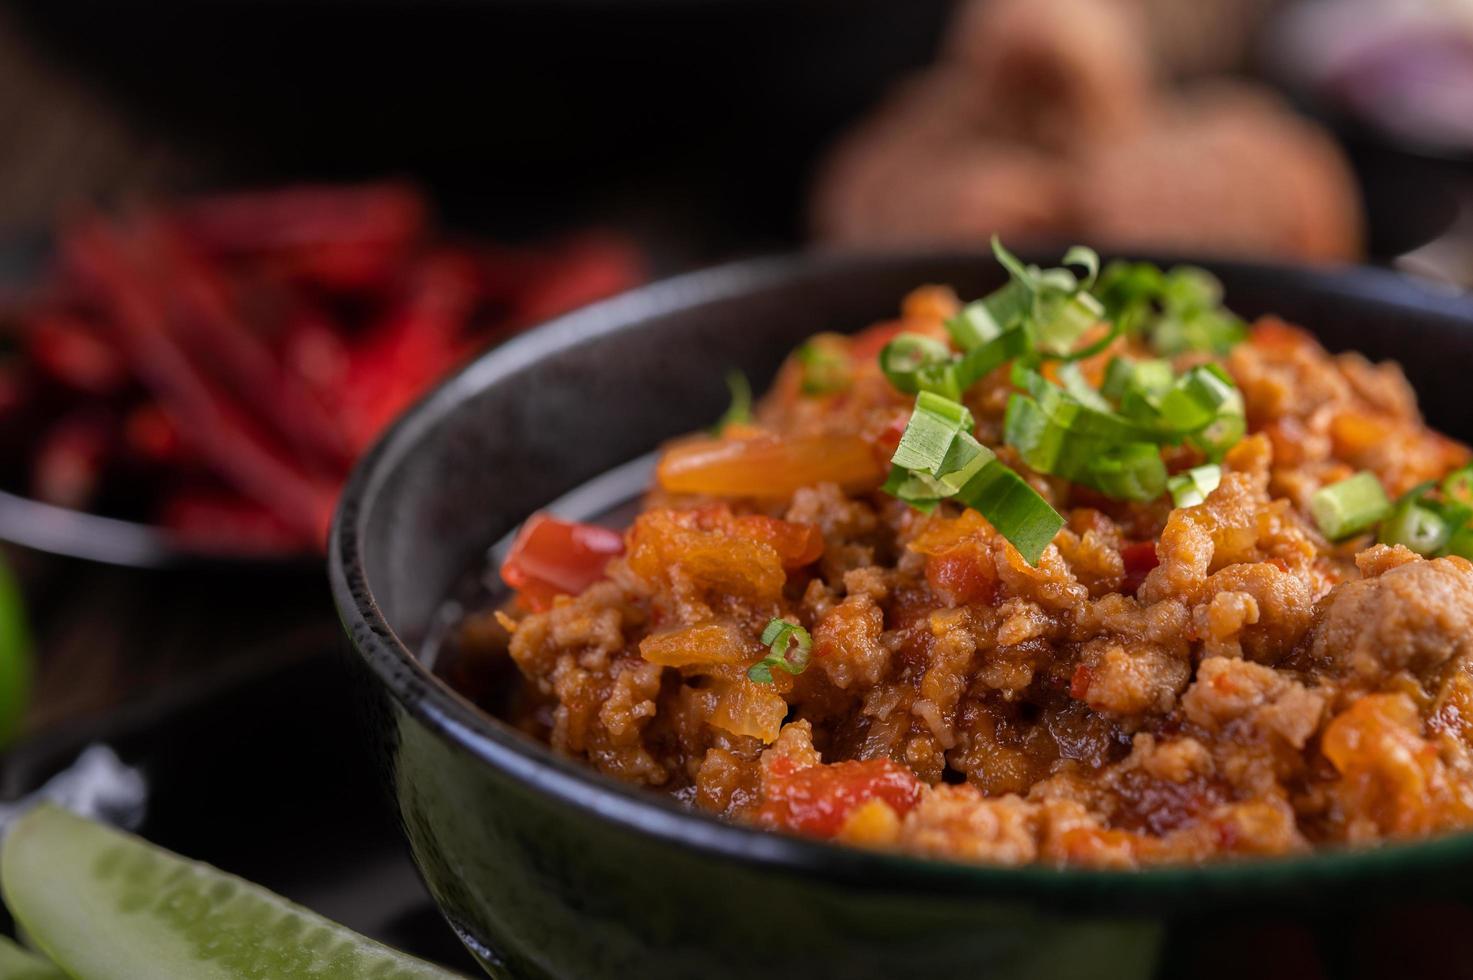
{"left": 0, "top": 935, "right": 66, "bottom": 979}
{"left": 2, "top": 805, "right": 461, "bottom": 979}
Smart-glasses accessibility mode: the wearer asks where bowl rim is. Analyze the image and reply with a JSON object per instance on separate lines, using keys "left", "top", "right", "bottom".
{"left": 329, "top": 247, "right": 1473, "bottom": 901}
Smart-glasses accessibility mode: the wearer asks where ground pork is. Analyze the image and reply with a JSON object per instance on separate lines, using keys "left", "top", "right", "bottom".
{"left": 470, "top": 302, "right": 1473, "bottom": 868}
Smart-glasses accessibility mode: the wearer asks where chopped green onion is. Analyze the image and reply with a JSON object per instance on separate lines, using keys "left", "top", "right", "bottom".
{"left": 952, "top": 327, "right": 1031, "bottom": 391}
{"left": 1003, "top": 391, "right": 1165, "bottom": 502}
{"left": 884, "top": 391, "right": 1063, "bottom": 564}
{"left": 1446, "top": 524, "right": 1473, "bottom": 560}
{"left": 1311, "top": 472, "right": 1391, "bottom": 541}
{"left": 879, "top": 334, "right": 953, "bottom": 395}
{"left": 1380, "top": 501, "right": 1452, "bottom": 556}
{"left": 1057, "top": 362, "right": 1112, "bottom": 412}
{"left": 883, "top": 464, "right": 942, "bottom": 513}
{"left": 892, "top": 392, "right": 973, "bottom": 475}
{"left": 1061, "top": 245, "right": 1101, "bottom": 291}
{"left": 1084, "top": 443, "right": 1169, "bottom": 503}
{"left": 1443, "top": 464, "right": 1473, "bottom": 506}
{"left": 1102, "top": 357, "right": 1172, "bottom": 402}
{"left": 1031, "top": 291, "right": 1105, "bottom": 358}
{"left": 713, "top": 370, "right": 751, "bottom": 433}
{"left": 946, "top": 289, "right": 1020, "bottom": 349}
{"left": 796, "top": 336, "right": 850, "bottom": 395}
{"left": 986, "top": 237, "right": 1106, "bottom": 358}
{"left": 748, "top": 618, "right": 813, "bottom": 684}
{"left": 1096, "top": 261, "right": 1245, "bottom": 356}
{"left": 1168, "top": 464, "right": 1222, "bottom": 508}
{"left": 954, "top": 462, "right": 1065, "bottom": 565}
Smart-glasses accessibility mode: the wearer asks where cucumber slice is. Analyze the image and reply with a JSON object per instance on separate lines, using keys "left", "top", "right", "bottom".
{"left": 0, "top": 935, "right": 66, "bottom": 979}
{"left": 2, "top": 805, "right": 461, "bottom": 979}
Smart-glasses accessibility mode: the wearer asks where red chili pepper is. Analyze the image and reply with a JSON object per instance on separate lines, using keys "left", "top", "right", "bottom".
{"left": 159, "top": 489, "right": 304, "bottom": 554}
{"left": 63, "top": 218, "right": 337, "bottom": 545}
{"left": 142, "top": 219, "right": 351, "bottom": 473}
{"left": 7, "top": 187, "right": 645, "bottom": 557}
{"left": 173, "top": 183, "right": 426, "bottom": 256}
{"left": 336, "top": 254, "right": 477, "bottom": 452}
{"left": 32, "top": 412, "right": 112, "bottom": 510}
{"left": 174, "top": 184, "right": 427, "bottom": 294}
{"left": 123, "top": 403, "right": 184, "bottom": 466}
{"left": 279, "top": 306, "right": 350, "bottom": 399}
{"left": 502, "top": 234, "right": 645, "bottom": 330}
{"left": 25, "top": 313, "right": 127, "bottom": 396}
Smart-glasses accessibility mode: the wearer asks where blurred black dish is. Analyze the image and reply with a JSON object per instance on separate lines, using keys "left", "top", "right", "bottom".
{"left": 333, "top": 249, "right": 1473, "bottom": 980}
{"left": 3, "top": 0, "right": 956, "bottom": 246}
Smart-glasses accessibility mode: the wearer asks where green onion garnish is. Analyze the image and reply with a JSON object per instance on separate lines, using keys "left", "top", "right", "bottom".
{"left": 1002, "top": 361, "right": 1242, "bottom": 502}
{"left": 1096, "top": 261, "right": 1245, "bottom": 356}
{"left": 892, "top": 392, "right": 974, "bottom": 474}
{"left": 1084, "top": 443, "right": 1170, "bottom": 503}
{"left": 884, "top": 391, "right": 1062, "bottom": 564}
{"left": 1310, "top": 472, "right": 1391, "bottom": 541}
{"left": 1380, "top": 498, "right": 1451, "bottom": 555}
{"left": 1443, "top": 464, "right": 1473, "bottom": 506}
{"left": 1167, "top": 464, "right": 1222, "bottom": 508}
{"left": 954, "top": 458, "right": 1066, "bottom": 565}
{"left": 879, "top": 334, "right": 953, "bottom": 395}
{"left": 748, "top": 618, "right": 813, "bottom": 683}
{"left": 713, "top": 370, "right": 752, "bottom": 433}
{"left": 796, "top": 337, "right": 850, "bottom": 395}
{"left": 1446, "top": 524, "right": 1473, "bottom": 560}
{"left": 876, "top": 243, "right": 1249, "bottom": 529}
{"left": 1102, "top": 357, "right": 1173, "bottom": 403}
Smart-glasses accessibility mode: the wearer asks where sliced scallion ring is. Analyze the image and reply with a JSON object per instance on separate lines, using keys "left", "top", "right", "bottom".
{"left": 748, "top": 618, "right": 813, "bottom": 684}
{"left": 879, "top": 334, "right": 953, "bottom": 395}
{"left": 1310, "top": 472, "right": 1391, "bottom": 541}
{"left": 1167, "top": 464, "right": 1222, "bottom": 508}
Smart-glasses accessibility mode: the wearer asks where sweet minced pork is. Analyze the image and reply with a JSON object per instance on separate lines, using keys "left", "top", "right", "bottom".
{"left": 461, "top": 286, "right": 1473, "bottom": 867}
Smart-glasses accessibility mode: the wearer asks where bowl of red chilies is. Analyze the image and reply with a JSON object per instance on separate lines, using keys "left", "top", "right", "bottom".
{"left": 0, "top": 183, "right": 644, "bottom": 568}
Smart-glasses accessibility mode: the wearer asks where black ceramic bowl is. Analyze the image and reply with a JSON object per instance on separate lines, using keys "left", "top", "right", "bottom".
{"left": 330, "top": 251, "right": 1473, "bottom": 980}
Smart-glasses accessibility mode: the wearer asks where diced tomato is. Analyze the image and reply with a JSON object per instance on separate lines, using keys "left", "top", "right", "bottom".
{"left": 732, "top": 514, "right": 824, "bottom": 569}
{"left": 847, "top": 319, "right": 909, "bottom": 361}
{"left": 1120, "top": 540, "right": 1159, "bottom": 595}
{"left": 501, "top": 513, "right": 625, "bottom": 611}
{"left": 757, "top": 758, "right": 923, "bottom": 838}
{"left": 925, "top": 550, "right": 995, "bottom": 606}
{"left": 1249, "top": 317, "right": 1313, "bottom": 353}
